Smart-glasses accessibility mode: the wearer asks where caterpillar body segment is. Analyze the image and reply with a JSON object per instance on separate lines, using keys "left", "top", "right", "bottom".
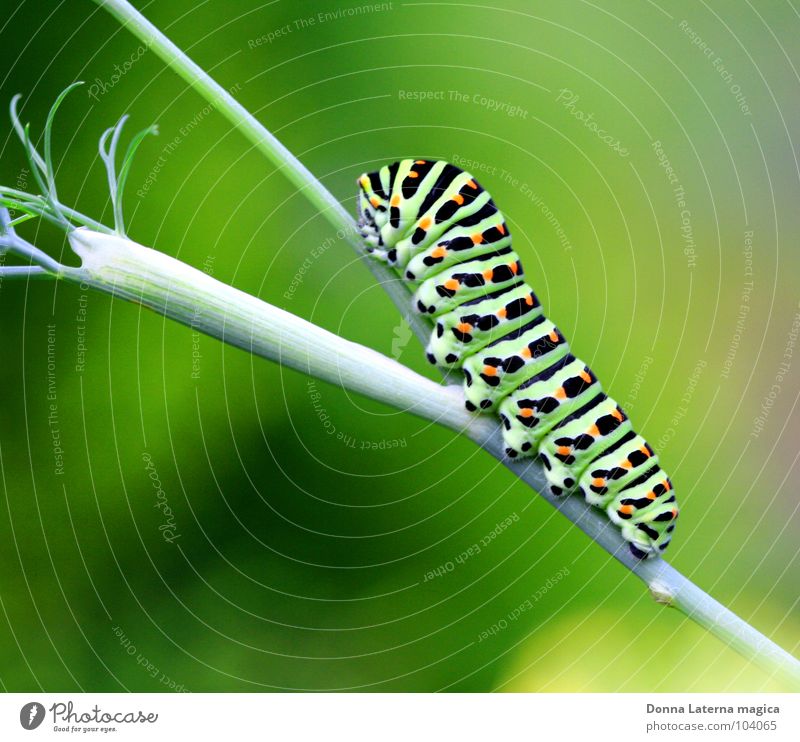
{"left": 356, "top": 159, "right": 678, "bottom": 558}
{"left": 462, "top": 317, "right": 570, "bottom": 412}
{"left": 497, "top": 354, "right": 602, "bottom": 456}
{"left": 426, "top": 284, "right": 543, "bottom": 368}
{"left": 537, "top": 396, "right": 632, "bottom": 495}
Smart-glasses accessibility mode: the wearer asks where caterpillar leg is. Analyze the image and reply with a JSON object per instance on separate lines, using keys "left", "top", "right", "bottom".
{"left": 426, "top": 285, "right": 541, "bottom": 368}
{"left": 498, "top": 355, "right": 601, "bottom": 457}
{"left": 607, "top": 469, "right": 678, "bottom": 557}
{"left": 574, "top": 433, "right": 676, "bottom": 557}
{"left": 538, "top": 396, "right": 632, "bottom": 496}
{"left": 461, "top": 318, "right": 570, "bottom": 411}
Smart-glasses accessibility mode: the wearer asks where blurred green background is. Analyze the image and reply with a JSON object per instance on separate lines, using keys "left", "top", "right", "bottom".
{"left": 1, "top": 0, "right": 798, "bottom": 692}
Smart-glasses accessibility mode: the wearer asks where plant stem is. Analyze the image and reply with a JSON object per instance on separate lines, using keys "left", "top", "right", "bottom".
{"left": 90, "top": 0, "right": 429, "bottom": 344}
{"left": 0, "top": 265, "right": 56, "bottom": 280}
{"left": 92, "top": 0, "right": 800, "bottom": 687}
{"left": 66, "top": 228, "right": 476, "bottom": 433}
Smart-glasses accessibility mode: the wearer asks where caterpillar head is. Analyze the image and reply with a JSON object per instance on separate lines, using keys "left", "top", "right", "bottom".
{"left": 356, "top": 172, "right": 388, "bottom": 254}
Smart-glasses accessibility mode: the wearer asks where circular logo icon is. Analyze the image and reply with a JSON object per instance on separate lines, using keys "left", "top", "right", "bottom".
{"left": 20, "top": 702, "right": 45, "bottom": 730}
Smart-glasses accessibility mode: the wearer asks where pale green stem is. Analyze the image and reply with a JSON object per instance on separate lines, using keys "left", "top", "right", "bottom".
{"left": 90, "top": 0, "right": 800, "bottom": 687}
{"left": 0, "top": 265, "right": 54, "bottom": 280}
{"left": 90, "top": 0, "right": 428, "bottom": 343}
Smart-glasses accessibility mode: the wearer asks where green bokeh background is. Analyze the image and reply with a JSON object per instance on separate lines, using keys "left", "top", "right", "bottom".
{"left": 1, "top": 0, "right": 798, "bottom": 692}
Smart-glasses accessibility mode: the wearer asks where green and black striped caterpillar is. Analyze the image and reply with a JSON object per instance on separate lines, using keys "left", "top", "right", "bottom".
{"left": 356, "top": 159, "right": 678, "bottom": 559}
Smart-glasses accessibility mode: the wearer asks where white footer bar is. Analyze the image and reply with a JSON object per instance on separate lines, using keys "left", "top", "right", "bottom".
{"left": 1, "top": 693, "right": 797, "bottom": 740}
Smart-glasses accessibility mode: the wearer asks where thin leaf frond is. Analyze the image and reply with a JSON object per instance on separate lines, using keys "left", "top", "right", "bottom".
{"left": 43, "top": 81, "right": 84, "bottom": 202}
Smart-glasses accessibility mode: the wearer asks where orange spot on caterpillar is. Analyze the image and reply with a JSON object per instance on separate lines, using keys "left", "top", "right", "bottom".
{"left": 520, "top": 347, "right": 532, "bottom": 359}
{"left": 408, "top": 171, "right": 419, "bottom": 178}
{"left": 525, "top": 294, "right": 534, "bottom": 306}
{"left": 472, "top": 233, "right": 484, "bottom": 244}
{"left": 640, "top": 445, "right": 651, "bottom": 456}
{"left": 419, "top": 217, "right": 432, "bottom": 230}
{"left": 646, "top": 491, "right": 656, "bottom": 500}
{"left": 611, "top": 408, "right": 624, "bottom": 421}
{"left": 497, "top": 308, "right": 507, "bottom": 318}
{"left": 414, "top": 159, "right": 426, "bottom": 164}
{"left": 452, "top": 194, "right": 464, "bottom": 205}
{"left": 519, "top": 408, "right": 534, "bottom": 418}
{"left": 369, "top": 196, "right": 380, "bottom": 207}
{"left": 456, "top": 322, "right": 473, "bottom": 333}
{"left": 548, "top": 330, "right": 559, "bottom": 342}
{"left": 579, "top": 370, "right": 592, "bottom": 383}
{"left": 557, "top": 445, "right": 571, "bottom": 456}
{"left": 663, "top": 479, "right": 671, "bottom": 491}
{"left": 497, "top": 224, "right": 506, "bottom": 235}
{"left": 619, "top": 505, "right": 634, "bottom": 515}
{"left": 592, "top": 477, "right": 605, "bottom": 488}
{"left": 671, "top": 508, "right": 679, "bottom": 519}
{"left": 621, "top": 460, "right": 632, "bottom": 469}
{"left": 588, "top": 424, "right": 600, "bottom": 436}
{"left": 509, "top": 261, "right": 519, "bottom": 275}
{"left": 483, "top": 268, "right": 494, "bottom": 280}
{"left": 555, "top": 387, "right": 567, "bottom": 399}
{"left": 390, "top": 195, "right": 400, "bottom": 207}
{"left": 466, "top": 179, "right": 478, "bottom": 189}
{"left": 444, "top": 279, "right": 460, "bottom": 291}
{"left": 431, "top": 246, "right": 447, "bottom": 258}
{"left": 482, "top": 365, "right": 497, "bottom": 377}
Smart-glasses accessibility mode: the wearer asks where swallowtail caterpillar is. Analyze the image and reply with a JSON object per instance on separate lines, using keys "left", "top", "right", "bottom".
{"left": 356, "top": 159, "right": 678, "bottom": 559}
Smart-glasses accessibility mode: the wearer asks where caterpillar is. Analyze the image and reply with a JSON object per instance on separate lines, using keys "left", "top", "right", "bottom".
{"left": 356, "top": 159, "right": 678, "bottom": 559}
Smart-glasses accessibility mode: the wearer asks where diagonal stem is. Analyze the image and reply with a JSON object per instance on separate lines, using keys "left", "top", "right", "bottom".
{"left": 90, "top": 0, "right": 429, "bottom": 343}
{"left": 91, "top": 0, "right": 800, "bottom": 687}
